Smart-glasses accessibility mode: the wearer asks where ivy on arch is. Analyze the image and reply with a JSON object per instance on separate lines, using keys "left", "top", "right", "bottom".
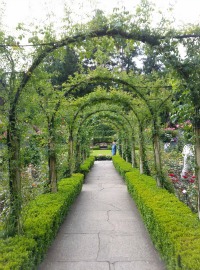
{"left": 4, "top": 14, "right": 200, "bottom": 235}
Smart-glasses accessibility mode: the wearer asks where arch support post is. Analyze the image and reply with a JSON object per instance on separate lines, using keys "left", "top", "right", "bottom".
{"left": 131, "top": 133, "right": 137, "bottom": 168}
{"left": 6, "top": 113, "right": 22, "bottom": 236}
{"left": 68, "top": 129, "right": 75, "bottom": 175}
{"left": 152, "top": 118, "right": 163, "bottom": 187}
{"left": 194, "top": 107, "right": 200, "bottom": 219}
{"left": 47, "top": 118, "right": 57, "bottom": 193}
{"left": 138, "top": 123, "right": 150, "bottom": 175}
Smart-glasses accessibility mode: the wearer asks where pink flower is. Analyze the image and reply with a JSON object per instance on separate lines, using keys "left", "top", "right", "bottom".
{"left": 185, "top": 120, "right": 191, "bottom": 124}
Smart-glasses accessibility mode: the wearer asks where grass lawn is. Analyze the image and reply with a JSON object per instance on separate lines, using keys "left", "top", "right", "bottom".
{"left": 91, "top": 149, "right": 112, "bottom": 156}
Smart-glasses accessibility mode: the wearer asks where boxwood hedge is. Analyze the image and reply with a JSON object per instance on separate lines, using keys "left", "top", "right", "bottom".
{"left": 112, "top": 155, "right": 200, "bottom": 270}
{"left": 0, "top": 173, "right": 84, "bottom": 269}
{"left": 0, "top": 155, "right": 96, "bottom": 270}
{"left": 79, "top": 156, "right": 95, "bottom": 176}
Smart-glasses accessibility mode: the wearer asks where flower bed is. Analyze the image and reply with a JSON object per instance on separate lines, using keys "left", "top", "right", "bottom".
{"left": 168, "top": 170, "right": 198, "bottom": 212}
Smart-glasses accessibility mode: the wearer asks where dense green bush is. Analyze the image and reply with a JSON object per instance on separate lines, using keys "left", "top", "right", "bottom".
{"left": 113, "top": 156, "right": 200, "bottom": 270}
{"left": 95, "top": 155, "right": 112, "bottom": 160}
{"left": 160, "top": 128, "right": 178, "bottom": 143}
{"left": 125, "top": 172, "right": 200, "bottom": 270}
{"left": 0, "top": 236, "right": 37, "bottom": 270}
{"left": 91, "top": 145, "right": 100, "bottom": 150}
{"left": 112, "top": 155, "right": 134, "bottom": 177}
{"left": 93, "top": 136, "right": 113, "bottom": 144}
{"left": 79, "top": 156, "right": 95, "bottom": 176}
{"left": 0, "top": 173, "right": 84, "bottom": 270}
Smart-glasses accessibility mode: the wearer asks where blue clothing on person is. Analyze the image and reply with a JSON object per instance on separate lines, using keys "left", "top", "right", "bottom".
{"left": 111, "top": 141, "right": 117, "bottom": 155}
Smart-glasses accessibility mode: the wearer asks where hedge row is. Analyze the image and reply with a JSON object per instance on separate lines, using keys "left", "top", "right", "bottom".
{"left": 0, "top": 173, "right": 84, "bottom": 270}
{"left": 112, "top": 155, "right": 134, "bottom": 177}
{"left": 112, "top": 155, "right": 200, "bottom": 270}
{"left": 95, "top": 155, "right": 112, "bottom": 161}
{"left": 79, "top": 156, "right": 95, "bottom": 176}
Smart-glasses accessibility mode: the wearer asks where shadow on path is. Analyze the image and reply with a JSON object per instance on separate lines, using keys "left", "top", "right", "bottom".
{"left": 38, "top": 160, "right": 166, "bottom": 270}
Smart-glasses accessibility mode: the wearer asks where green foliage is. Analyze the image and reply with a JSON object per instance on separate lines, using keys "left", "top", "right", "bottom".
{"left": 95, "top": 155, "right": 112, "bottom": 161}
{"left": 91, "top": 149, "right": 112, "bottom": 160}
{"left": 0, "top": 236, "right": 37, "bottom": 270}
{"left": 79, "top": 156, "right": 95, "bottom": 176}
{"left": 2, "top": 0, "right": 200, "bottom": 252}
{"left": 112, "top": 156, "right": 200, "bottom": 270}
{"left": 93, "top": 136, "right": 113, "bottom": 144}
{"left": 0, "top": 173, "right": 84, "bottom": 269}
{"left": 91, "top": 145, "right": 100, "bottom": 150}
{"left": 112, "top": 155, "right": 134, "bottom": 177}
{"left": 125, "top": 171, "right": 200, "bottom": 270}
{"left": 45, "top": 46, "right": 80, "bottom": 88}
{"left": 21, "top": 135, "right": 41, "bottom": 166}
{"left": 160, "top": 128, "right": 178, "bottom": 143}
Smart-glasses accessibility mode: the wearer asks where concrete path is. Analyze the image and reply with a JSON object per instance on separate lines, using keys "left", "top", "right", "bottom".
{"left": 38, "top": 161, "right": 166, "bottom": 270}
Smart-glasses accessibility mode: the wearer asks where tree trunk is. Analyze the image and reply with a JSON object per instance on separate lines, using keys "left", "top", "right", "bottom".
{"left": 138, "top": 124, "right": 150, "bottom": 175}
{"left": 47, "top": 119, "right": 57, "bottom": 193}
{"left": 48, "top": 140, "right": 57, "bottom": 193}
{"left": 125, "top": 138, "right": 128, "bottom": 162}
{"left": 75, "top": 140, "right": 81, "bottom": 171}
{"left": 131, "top": 134, "right": 137, "bottom": 168}
{"left": 152, "top": 119, "right": 162, "bottom": 187}
{"left": 121, "top": 139, "right": 125, "bottom": 159}
{"left": 194, "top": 108, "right": 200, "bottom": 219}
{"left": 68, "top": 130, "right": 74, "bottom": 175}
{"left": 7, "top": 115, "right": 22, "bottom": 236}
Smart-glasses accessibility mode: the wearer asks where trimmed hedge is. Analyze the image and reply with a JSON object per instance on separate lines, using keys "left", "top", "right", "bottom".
{"left": 112, "top": 155, "right": 134, "bottom": 177}
{"left": 113, "top": 155, "right": 200, "bottom": 270}
{"left": 79, "top": 156, "right": 95, "bottom": 176}
{"left": 0, "top": 173, "right": 84, "bottom": 270}
{"left": 95, "top": 155, "right": 112, "bottom": 161}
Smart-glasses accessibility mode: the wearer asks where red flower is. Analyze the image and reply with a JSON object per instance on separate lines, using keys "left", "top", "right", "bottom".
{"left": 169, "top": 173, "right": 175, "bottom": 177}
{"left": 172, "top": 178, "right": 179, "bottom": 183}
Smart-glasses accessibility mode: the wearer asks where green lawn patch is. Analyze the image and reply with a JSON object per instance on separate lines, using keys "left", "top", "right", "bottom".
{"left": 91, "top": 149, "right": 112, "bottom": 156}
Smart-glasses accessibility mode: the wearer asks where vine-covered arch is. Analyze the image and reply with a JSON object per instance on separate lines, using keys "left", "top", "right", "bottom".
{"left": 63, "top": 70, "right": 172, "bottom": 184}
{"left": 66, "top": 89, "right": 152, "bottom": 175}
{"left": 6, "top": 17, "right": 200, "bottom": 234}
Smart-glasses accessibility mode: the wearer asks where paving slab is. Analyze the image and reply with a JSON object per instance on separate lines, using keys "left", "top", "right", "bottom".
{"left": 39, "top": 262, "right": 110, "bottom": 270}
{"left": 41, "top": 233, "right": 99, "bottom": 262}
{"left": 97, "top": 232, "right": 161, "bottom": 262}
{"left": 38, "top": 160, "right": 166, "bottom": 270}
{"left": 114, "top": 261, "right": 165, "bottom": 270}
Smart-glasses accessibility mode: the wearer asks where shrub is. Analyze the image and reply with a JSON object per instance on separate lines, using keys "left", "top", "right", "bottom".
{"left": 0, "top": 236, "right": 37, "bottom": 270}
{"left": 93, "top": 136, "right": 113, "bottom": 144}
{"left": 95, "top": 155, "right": 112, "bottom": 160}
{"left": 79, "top": 156, "right": 95, "bottom": 176}
{"left": 125, "top": 171, "right": 200, "bottom": 270}
{"left": 112, "top": 156, "right": 200, "bottom": 270}
{"left": 0, "top": 173, "right": 84, "bottom": 269}
{"left": 91, "top": 145, "right": 100, "bottom": 150}
{"left": 112, "top": 155, "right": 134, "bottom": 177}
